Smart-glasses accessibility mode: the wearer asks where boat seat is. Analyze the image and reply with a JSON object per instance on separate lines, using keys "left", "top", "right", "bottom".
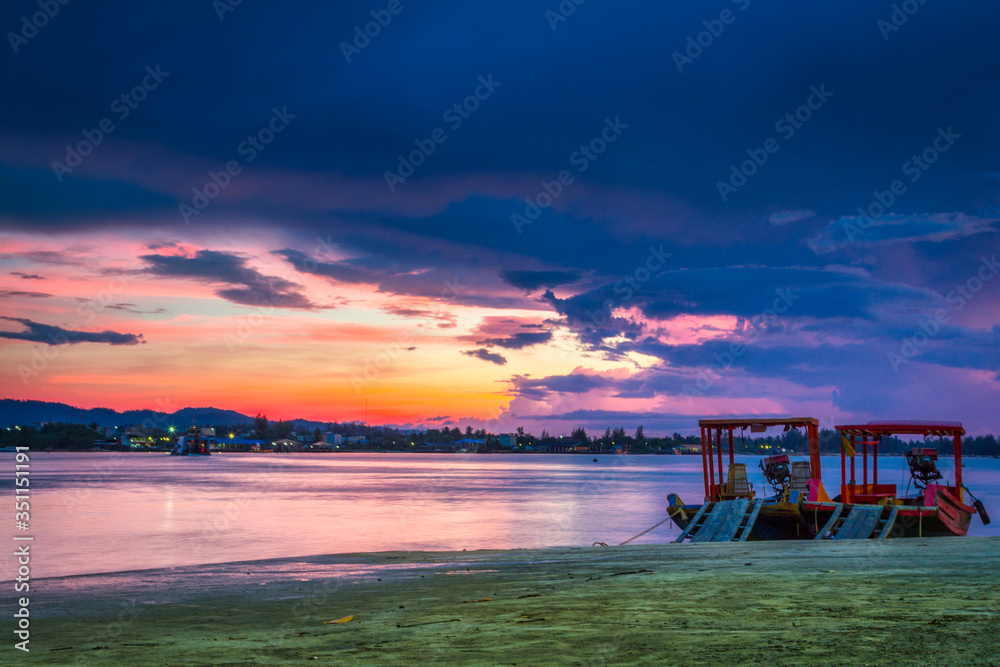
{"left": 720, "top": 463, "right": 753, "bottom": 498}
{"left": 789, "top": 461, "right": 811, "bottom": 494}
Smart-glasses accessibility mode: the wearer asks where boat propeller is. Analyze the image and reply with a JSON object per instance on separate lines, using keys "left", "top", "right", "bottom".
{"left": 962, "top": 484, "right": 991, "bottom": 525}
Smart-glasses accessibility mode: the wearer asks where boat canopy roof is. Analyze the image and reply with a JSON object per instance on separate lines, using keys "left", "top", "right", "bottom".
{"left": 698, "top": 417, "right": 818, "bottom": 429}
{"left": 835, "top": 421, "right": 965, "bottom": 437}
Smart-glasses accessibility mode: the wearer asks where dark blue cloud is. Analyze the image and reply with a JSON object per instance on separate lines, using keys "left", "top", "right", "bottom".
{"left": 141, "top": 250, "right": 316, "bottom": 309}
{"left": 0, "top": 317, "right": 144, "bottom": 346}
{"left": 478, "top": 331, "right": 552, "bottom": 349}
{"left": 461, "top": 348, "right": 507, "bottom": 365}
{"left": 500, "top": 269, "right": 581, "bottom": 291}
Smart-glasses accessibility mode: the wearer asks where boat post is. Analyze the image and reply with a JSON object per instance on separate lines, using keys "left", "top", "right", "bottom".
{"left": 808, "top": 422, "right": 820, "bottom": 480}
{"left": 850, "top": 435, "right": 856, "bottom": 488}
{"left": 728, "top": 428, "right": 734, "bottom": 466}
{"left": 873, "top": 439, "right": 878, "bottom": 485}
{"left": 701, "top": 426, "right": 710, "bottom": 499}
{"left": 716, "top": 428, "right": 723, "bottom": 492}
{"left": 954, "top": 433, "right": 963, "bottom": 502}
{"left": 863, "top": 439, "right": 868, "bottom": 489}
{"left": 840, "top": 435, "right": 847, "bottom": 501}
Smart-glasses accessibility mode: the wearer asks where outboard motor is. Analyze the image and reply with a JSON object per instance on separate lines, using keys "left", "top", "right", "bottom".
{"left": 759, "top": 454, "right": 791, "bottom": 496}
{"left": 962, "top": 484, "right": 992, "bottom": 525}
{"left": 904, "top": 447, "right": 942, "bottom": 489}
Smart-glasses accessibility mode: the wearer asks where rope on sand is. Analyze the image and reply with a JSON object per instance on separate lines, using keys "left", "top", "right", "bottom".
{"left": 615, "top": 516, "right": 674, "bottom": 546}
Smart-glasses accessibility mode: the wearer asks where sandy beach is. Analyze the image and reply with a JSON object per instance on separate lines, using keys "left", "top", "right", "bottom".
{"left": 12, "top": 537, "right": 998, "bottom": 665}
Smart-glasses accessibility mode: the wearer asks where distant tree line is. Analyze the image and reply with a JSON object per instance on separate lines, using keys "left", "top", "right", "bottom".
{"left": 0, "top": 422, "right": 101, "bottom": 450}
{"left": 3, "top": 419, "right": 998, "bottom": 457}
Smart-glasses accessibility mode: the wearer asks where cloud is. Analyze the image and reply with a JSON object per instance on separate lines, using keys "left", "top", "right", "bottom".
{"left": 478, "top": 331, "right": 553, "bottom": 349}
{"left": 381, "top": 304, "right": 457, "bottom": 329}
{"left": 0, "top": 289, "right": 52, "bottom": 299}
{"left": 10, "top": 272, "right": 44, "bottom": 280}
{"left": 510, "top": 371, "right": 615, "bottom": 399}
{"left": 808, "top": 213, "right": 999, "bottom": 254}
{"left": 141, "top": 250, "right": 316, "bottom": 309}
{"left": 277, "top": 247, "right": 538, "bottom": 311}
{"left": 500, "top": 270, "right": 581, "bottom": 291}
{"left": 0, "top": 317, "right": 144, "bottom": 346}
{"left": 275, "top": 248, "right": 382, "bottom": 286}
{"left": 103, "top": 302, "right": 168, "bottom": 315}
{"left": 461, "top": 348, "right": 507, "bottom": 365}
{"left": 769, "top": 210, "right": 815, "bottom": 226}
{"left": 144, "top": 241, "right": 182, "bottom": 250}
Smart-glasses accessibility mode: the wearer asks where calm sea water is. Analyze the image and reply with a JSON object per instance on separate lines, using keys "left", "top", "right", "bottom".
{"left": 3, "top": 452, "right": 998, "bottom": 579}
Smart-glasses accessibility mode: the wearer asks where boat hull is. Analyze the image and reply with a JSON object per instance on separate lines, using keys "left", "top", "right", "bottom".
{"left": 668, "top": 491, "right": 976, "bottom": 540}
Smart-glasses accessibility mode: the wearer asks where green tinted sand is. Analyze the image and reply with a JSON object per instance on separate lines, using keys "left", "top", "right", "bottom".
{"left": 23, "top": 538, "right": 1000, "bottom": 665}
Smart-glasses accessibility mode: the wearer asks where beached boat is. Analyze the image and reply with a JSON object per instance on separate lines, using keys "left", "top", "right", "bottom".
{"left": 667, "top": 418, "right": 989, "bottom": 541}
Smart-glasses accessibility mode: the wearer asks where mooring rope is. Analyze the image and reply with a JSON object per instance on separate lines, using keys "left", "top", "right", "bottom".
{"left": 615, "top": 516, "right": 674, "bottom": 546}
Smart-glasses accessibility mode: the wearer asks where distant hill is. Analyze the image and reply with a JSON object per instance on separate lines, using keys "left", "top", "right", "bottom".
{"left": 0, "top": 399, "right": 256, "bottom": 428}
{"left": 0, "top": 399, "right": 360, "bottom": 431}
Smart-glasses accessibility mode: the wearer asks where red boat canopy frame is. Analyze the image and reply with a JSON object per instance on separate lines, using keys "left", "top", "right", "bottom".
{"left": 834, "top": 421, "right": 965, "bottom": 503}
{"left": 698, "top": 417, "right": 820, "bottom": 500}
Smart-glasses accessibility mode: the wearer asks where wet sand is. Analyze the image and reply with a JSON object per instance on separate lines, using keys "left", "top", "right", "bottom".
{"left": 17, "top": 537, "right": 1000, "bottom": 665}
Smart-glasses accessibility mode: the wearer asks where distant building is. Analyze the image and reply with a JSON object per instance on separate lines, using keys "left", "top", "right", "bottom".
{"left": 417, "top": 441, "right": 482, "bottom": 453}
{"left": 539, "top": 441, "right": 582, "bottom": 453}
{"left": 272, "top": 438, "right": 297, "bottom": 452}
{"left": 209, "top": 437, "right": 267, "bottom": 452}
{"left": 325, "top": 433, "right": 343, "bottom": 445}
{"left": 307, "top": 440, "right": 336, "bottom": 452}
{"left": 121, "top": 434, "right": 158, "bottom": 449}
{"left": 499, "top": 433, "right": 517, "bottom": 448}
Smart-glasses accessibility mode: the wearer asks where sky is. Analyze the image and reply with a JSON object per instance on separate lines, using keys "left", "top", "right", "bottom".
{"left": 1, "top": 1, "right": 999, "bottom": 434}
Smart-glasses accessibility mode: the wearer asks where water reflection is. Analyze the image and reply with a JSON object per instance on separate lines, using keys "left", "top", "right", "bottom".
{"left": 1, "top": 452, "right": 995, "bottom": 578}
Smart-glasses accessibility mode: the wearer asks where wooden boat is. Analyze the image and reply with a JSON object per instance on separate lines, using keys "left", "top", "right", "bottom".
{"left": 667, "top": 418, "right": 989, "bottom": 541}
{"left": 827, "top": 421, "right": 989, "bottom": 537}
